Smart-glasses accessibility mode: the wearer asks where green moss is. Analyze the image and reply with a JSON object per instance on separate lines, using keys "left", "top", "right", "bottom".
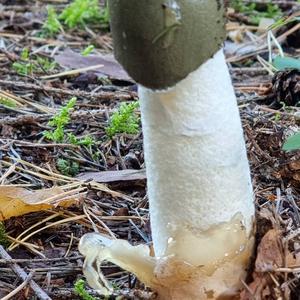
{"left": 59, "top": 0, "right": 109, "bottom": 29}
{"left": 36, "top": 57, "right": 57, "bottom": 72}
{"left": 230, "top": 1, "right": 282, "bottom": 24}
{"left": 42, "top": 6, "right": 62, "bottom": 37}
{"left": 12, "top": 48, "right": 34, "bottom": 76}
{"left": 81, "top": 45, "right": 95, "bottom": 56}
{"left": 44, "top": 98, "right": 95, "bottom": 148}
{"left": 74, "top": 279, "right": 98, "bottom": 300}
{"left": 0, "top": 97, "right": 17, "bottom": 108}
{"left": 44, "top": 97, "right": 77, "bottom": 143}
{"left": 106, "top": 102, "right": 140, "bottom": 138}
{"left": 67, "top": 134, "right": 95, "bottom": 147}
{"left": 13, "top": 48, "right": 57, "bottom": 76}
{"left": 57, "top": 158, "right": 80, "bottom": 176}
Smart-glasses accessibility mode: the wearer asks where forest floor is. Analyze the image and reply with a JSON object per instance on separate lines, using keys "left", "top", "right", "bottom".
{"left": 0, "top": 0, "right": 300, "bottom": 299}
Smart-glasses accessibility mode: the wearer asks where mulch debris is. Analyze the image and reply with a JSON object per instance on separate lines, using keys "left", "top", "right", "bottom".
{"left": 0, "top": 1, "right": 300, "bottom": 299}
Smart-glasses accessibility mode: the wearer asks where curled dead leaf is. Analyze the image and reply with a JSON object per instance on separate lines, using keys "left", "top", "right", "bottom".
{"left": 55, "top": 49, "right": 132, "bottom": 82}
{"left": 289, "top": 160, "right": 300, "bottom": 171}
{"left": 240, "top": 274, "right": 269, "bottom": 300}
{"left": 255, "top": 229, "right": 283, "bottom": 272}
{"left": 0, "top": 186, "right": 80, "bottom": 221}
{"left": 241, "top": 229, "right": 289, "bottom": 300}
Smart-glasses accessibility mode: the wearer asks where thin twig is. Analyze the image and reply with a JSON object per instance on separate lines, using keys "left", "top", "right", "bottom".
{"left": 0, "top": 246, "right": 51, "bottom": 300}
{"left": 0, "top": 79, "right": 136, "bottom": 101}
{"left": 0, "top": 256, "right": 83, "bottom": 264}
{"left": 0, "top": 272, "right": 33, "bottom": 300}
{"left": 0, "top": 109, "right": 108, "bottom": 126}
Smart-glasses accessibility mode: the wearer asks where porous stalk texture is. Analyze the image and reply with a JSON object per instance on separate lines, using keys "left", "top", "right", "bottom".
{"left": 79, "top": 49, "right": 255, "bottom": 300}
{"left": 139, "top": 49, "right": 254, "bottom": 260}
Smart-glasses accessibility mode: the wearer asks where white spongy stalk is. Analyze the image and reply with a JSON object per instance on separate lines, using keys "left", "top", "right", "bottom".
{"left": 139, "top": 49, "right": 254, "bottom": 262}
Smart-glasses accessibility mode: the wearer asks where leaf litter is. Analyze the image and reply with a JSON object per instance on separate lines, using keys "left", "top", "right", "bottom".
{"left": 0, "top": 1, "right": 300, "bottom": 299}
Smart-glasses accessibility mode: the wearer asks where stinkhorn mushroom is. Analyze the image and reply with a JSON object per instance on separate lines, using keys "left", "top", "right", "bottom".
{"left": 79, "top": 1, "right": 255, "bottom": 299}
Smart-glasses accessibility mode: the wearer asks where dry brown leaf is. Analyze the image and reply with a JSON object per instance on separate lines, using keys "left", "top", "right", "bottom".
{"left": 289, "top": 160, "right": 300, "bottom": 171}
{"left": 240, "top": 274, "right": 268, "bottom": 300}
{"left": 55, "top": 49, "right": 132, "bottom": 82}
{"left": 285, "top": 251, "right": 296, "bottom": 267}
{"left": 241, "top": 228, "right": 292, "bottom": 299}
{"left": 0, "top": 186, "right": 80, "bottom": 220}
{"left": 255, "top": 229, "right": 283, "bottom": 272}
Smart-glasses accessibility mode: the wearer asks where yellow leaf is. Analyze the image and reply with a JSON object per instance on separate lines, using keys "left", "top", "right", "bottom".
{"left": 0, "top": 186, "right": 80, "bottom": 220}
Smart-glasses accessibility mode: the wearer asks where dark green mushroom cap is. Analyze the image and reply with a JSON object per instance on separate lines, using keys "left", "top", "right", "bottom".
{"left": 108, "top": 0, "right": 225, "bottom": 90}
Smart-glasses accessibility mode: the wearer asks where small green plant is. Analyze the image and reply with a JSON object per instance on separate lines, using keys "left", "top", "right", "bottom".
{"left": 44, "top": 98, "right": 95, "bottom": 146}
{"left": 0, "top": 223, "right": 9, "bottom": 247}
{"left": 274, "top": 112, "right": 281, "bottom": 122}
{"left": 12, "top": 48, "right": 56, "bottom": 76}
{"left": 57, "top": 158, "right": 80, "bottom": 176}
{"left": 42, "top": 6, "right": 62, "bottom": 37}
{"left": 106, "top": 101, "right": 140, "bottom": 138}
{"left": 262, "top": 3, "right": 282, "bottom": 21}
{"left": 12, "top": 48, "right": 35, "bottom": 76}
{"left": 231, "top": 0, "right": 255, "bottom": 13}
{"left": 59, "top": 0, "right": 109, "bottom": 29}
{"left": 74, "top": 279, "right": 97, "bottom": 300}
{"left": 81, "top": 45, "right": 95, "bottom": 56}
{"left": 44, "top": 97, "right": 77, "bottom": 143}
{"left": 12, "top": 61, "right": 33, "bottom": 76}
{"left": 0, "top": 97, "right": 17, "bottom": 108}
{"left": 230, "top": 1, "right": 282, "bottom": 25}
{"left": 36, "top": 56, "right": 57, "bottom": 72}
{"left": 67, "top": 133, "right": 95, "bottom": 147}
{"left": 20, "top": 48, "right": 29, "bottom": 60}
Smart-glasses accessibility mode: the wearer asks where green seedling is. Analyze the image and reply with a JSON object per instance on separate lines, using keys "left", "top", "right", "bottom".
{"left": 230, "top": 1, "right": 282, "bottom": 25}
{"left": 13, "top": 48, "right": 35, "bottom": 76}
{"left": 12, "top": 61, "right": 35, "bottom": 76}
{"left": 74, "top": 279, "right": 98, "bottom": 300}
{"left": 106, "top": 101, "right": 140, "bottom": 138}
{"left": 42, "top": 6, "right": 62, "bottom": 37}
{"left": 36, "top": 56, "right": 57, "bottom": 72}
{"left": 44, "top": 97, "right": 77, "bottom": 143}
{"left": 81, "top": 45, "right": 95, "bottom": 56}
{"left": 13, "top": 48, "right": 56, "bottom": 76}
{"left": 44, "top": 97, "right": 95, "bottom": 146}
{"left": 57, "top": 158, "right": 79, "bottom": 176}
{"left": 263, "top": 4, "right": 282, "bottom": 21}
{"left": 0, "top": 97, "right": 17, "bottom": 108}
{"left": 18, "top": 48, "right": 29, "bottom": 60}
{"left": 274, "top": 112, "right": 281, "bottom": 122}
{"left": 59, "top": 0, "right": 109, "bottom": 29}
{"left": 67, "top": 133, "right": 95, "bottom": 147}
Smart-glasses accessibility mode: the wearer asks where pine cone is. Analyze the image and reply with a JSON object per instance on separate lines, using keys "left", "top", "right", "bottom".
{"left": 272, "top": 69, "right": 300, "bottom": 107}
